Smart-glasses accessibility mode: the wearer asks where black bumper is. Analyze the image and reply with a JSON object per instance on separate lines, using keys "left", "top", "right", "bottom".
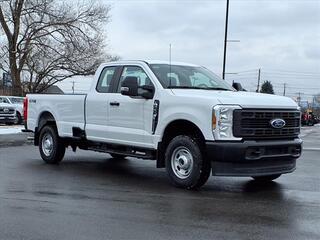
{"left": 0, "top": 116, "right": 16, "bottom": 123}
{"left": 206, "top": 138, "right": 302, "bottom": 177}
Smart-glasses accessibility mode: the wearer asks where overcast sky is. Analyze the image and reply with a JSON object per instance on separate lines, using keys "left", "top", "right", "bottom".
{"left": 102, "top": 0, "right": 320, "bottom": 101}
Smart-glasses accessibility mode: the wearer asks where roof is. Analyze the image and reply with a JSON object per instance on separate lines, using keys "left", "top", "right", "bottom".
{"left": 1, "top": 96, "right": 24, "bottom": 99}
{"left": 104, "top": 60, "right": 200, "bottom": 67}
{"left": 41, "top": 85, "right": 64, "bottom": 94}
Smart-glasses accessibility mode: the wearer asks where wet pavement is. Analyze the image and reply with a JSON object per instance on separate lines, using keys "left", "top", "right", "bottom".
{"left": 0, "top": 126, "right": 319, "bottom": 240}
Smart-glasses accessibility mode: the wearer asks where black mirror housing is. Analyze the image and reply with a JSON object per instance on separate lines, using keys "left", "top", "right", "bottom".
{"left": 140, "top": 85, "right": 155, "bottom": 99}
{"left": 232, "top": 82, "right": 246, "bottom": 91}
{"left": 121, "top": 77, "right": 139, "bottom": 96}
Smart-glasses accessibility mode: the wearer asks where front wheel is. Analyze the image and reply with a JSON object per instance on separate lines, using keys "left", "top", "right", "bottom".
{"left": 165, "top": 135, "right": 211, "bottom": 189}
{"left": 39, "top": 125, "right": 66, "bottom": 164}
{"left": 251, "top": 174, "right": 281, "bottom": 182}
{"left": 15, "top": 112, "right": 22, "bottom": 125}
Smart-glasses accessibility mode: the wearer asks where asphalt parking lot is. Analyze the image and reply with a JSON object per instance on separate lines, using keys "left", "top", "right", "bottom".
{"left": 0, "top": 125, "right": 319, "bottom": 240}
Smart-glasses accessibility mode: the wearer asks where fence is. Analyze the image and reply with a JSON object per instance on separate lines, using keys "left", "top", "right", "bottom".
{"left": 0, "top": 87, "right": 13, "bottom": 96}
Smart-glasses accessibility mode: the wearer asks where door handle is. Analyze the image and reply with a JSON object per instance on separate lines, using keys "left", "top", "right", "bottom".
{"left": 110, "top": 101, "right": 120, "bottom": 106}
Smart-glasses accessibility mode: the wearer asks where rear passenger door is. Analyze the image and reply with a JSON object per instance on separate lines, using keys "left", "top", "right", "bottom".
{"left": 85, "top": 66, "right": 119, "bottom": 141}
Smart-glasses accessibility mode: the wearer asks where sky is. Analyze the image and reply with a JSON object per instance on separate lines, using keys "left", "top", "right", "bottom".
{"left": 94, "top": 0, "right": 320, "bottom": 101}
{"left": 1, "top": 0, "right": 319, "bottom": 101}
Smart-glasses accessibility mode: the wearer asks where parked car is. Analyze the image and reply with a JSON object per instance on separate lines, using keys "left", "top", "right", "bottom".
{"left": 0, "top": 96, "right": 24, "bottom": 124}
{"left": 0, "top": 98, "right": 17, "bottom": 125}
{"left": 24, "top": 60, "right": 302, "bottom": 189}
{"left": 301, "top": 111, "right": 316, "bottom": 126}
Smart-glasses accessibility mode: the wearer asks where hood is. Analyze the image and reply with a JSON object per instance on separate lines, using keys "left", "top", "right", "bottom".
{"left": 0, "top": 103, "right": 15, "bottom": 108}
{"left": 170, "top": 89, "right": 298, "bottom": 109}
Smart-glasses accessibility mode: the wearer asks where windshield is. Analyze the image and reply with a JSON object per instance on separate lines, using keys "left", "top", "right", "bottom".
{"left": 9, "top": 97, "right": 23, "bottom": 104}
{"left": 149, "top": 64, "right": 233, "bottom": 91}
{"left": 0, "top": 97, "right": 10, "bottom": 104}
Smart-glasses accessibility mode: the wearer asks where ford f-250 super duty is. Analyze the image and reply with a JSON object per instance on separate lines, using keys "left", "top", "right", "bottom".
{"left": 24, "top": 60, "right": 302, "bottom": 189}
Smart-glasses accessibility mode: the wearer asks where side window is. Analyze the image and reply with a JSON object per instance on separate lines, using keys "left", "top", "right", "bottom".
{"left": 96, "top": 67, "right": 116, "bottom": 93}
{"left": 117, "top": 66, "right": 152, "bottom": 93}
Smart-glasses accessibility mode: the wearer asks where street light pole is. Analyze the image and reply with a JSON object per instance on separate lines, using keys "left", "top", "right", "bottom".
{"left": 222, "top": 0, "right": 229, "bottom": 80}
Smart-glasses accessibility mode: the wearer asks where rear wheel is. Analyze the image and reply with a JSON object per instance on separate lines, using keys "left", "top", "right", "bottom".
{"left": 165, "top": 135, "right": 211, "bottom": 189}
{"left": 252, "top": 174, "right": 281, "bottom": 182}
{"left": 39, "top": 125, "right": 65, "bottom": 164}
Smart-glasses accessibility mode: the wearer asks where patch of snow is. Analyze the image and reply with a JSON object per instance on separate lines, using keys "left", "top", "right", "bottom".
{"left": 0, "top": 126, "right": 23, "bottom": 135}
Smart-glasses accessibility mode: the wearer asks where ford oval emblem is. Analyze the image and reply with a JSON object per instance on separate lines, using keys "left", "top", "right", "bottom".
{"left": 270, "top": 119, "right": 286, "bottom": 129}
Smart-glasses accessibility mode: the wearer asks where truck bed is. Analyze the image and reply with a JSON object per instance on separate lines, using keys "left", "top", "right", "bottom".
{"left": 27, "top": 94, "right": 87, "bottom": 138}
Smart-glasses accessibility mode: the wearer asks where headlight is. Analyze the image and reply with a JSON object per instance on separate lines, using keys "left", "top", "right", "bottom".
{"left": 212, "top": 105, "right": 242, "bottom": 141}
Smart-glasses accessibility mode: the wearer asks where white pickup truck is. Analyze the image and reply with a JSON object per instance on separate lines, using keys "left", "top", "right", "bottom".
{"left": 24, "top": 60, "right": 302, "bottom": 189}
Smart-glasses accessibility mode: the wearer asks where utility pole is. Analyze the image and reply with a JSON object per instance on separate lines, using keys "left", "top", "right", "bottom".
{"left": 297, "top": 92, "right": 301, "bottom": 106}
{"left": 283, "top": 83, "right": 286, "bottom": 96}
{"left": 256, "top": 68, "right": 261, "bottom": 92}
{"left": 222, "top": 0, "right": 229, "bottom": 80}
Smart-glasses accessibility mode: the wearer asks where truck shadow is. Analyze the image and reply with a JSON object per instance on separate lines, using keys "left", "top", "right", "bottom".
{"left": 27, "top": 152, "right": 285, "bottom": 198}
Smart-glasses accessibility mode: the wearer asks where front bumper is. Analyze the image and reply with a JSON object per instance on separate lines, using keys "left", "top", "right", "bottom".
{"left": 0, "top": 116, "right": 16, "bottom": 123}
{"left": 206, "top": 138, "right": 302, "bottom": 177}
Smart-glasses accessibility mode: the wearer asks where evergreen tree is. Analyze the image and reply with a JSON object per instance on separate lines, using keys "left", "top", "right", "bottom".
{"left": 260, "top": 81, "right": 274, "bottom": 94}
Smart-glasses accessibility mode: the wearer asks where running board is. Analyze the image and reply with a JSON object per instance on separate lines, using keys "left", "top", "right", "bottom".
{"left": 87, "top": 142, "right": 156, "bottom": 160}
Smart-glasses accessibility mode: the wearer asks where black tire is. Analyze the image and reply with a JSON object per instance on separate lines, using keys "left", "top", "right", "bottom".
{"left": 165, "top": 135, "right": 211, "bottom": 189}
{"left": 15, "top": 112, "right": 22, "bottom": 125}
{"left": 110, "top": 153, "right": 126, "bottom": 159}
{"left": 39, "top": 125, "right": 65, "bottom": 164}
{"left": 252, "top": 174, "right": 281, "bottom": 182}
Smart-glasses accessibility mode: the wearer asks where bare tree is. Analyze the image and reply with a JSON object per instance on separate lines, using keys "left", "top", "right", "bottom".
{"left": 0, "top": 0, "right": 116, "bottom": 95}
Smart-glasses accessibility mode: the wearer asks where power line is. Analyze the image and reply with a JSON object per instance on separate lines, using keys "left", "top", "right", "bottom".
{"left": 263, "top": 68, "right": 320, "bottom": 75}
{"left": 234, "top": 69, "right": 259, "bottom": 74}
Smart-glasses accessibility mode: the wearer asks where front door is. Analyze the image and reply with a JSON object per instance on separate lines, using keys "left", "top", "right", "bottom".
{"left": 107, "top": 66, "right": 154, "bottom": 148}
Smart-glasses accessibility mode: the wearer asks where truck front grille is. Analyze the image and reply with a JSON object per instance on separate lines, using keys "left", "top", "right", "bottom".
{"left": 233, "top": 109, "right": 300, "bottom": 139}
{"left": 0, "top": 107, "right": 15, "bottom": 115}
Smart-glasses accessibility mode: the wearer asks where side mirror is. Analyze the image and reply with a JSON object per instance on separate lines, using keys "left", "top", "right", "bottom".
{"left": 232, "top": 82, "right": 246, "bottom": 91}
{"left": 121, "top": 76, "right": 138, "bottom": 97}
{"left": 140, "top": 85, "right": 155, "bottom": 99}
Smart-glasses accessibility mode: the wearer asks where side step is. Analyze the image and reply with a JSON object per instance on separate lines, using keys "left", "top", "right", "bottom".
{"left": 87, "top": 142, "right": 156, "bottom": 160}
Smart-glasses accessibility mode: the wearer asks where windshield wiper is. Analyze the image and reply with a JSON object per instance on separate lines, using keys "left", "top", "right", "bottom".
{"left": 205, "top": 87, "right": 232, "bottom": 91}
{"left": 167, "top": 86, "right": 198, "bottom": 89}
{"left": 168, "top": 86, "right": 231, "bottom": 91}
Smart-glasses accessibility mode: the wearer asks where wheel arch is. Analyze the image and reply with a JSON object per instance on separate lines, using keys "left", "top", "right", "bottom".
{"left": 34, "top": 111, "right": 57, "bottom": 146}
{"left": 157, "top": 119, "right": 206, "bottom": 168}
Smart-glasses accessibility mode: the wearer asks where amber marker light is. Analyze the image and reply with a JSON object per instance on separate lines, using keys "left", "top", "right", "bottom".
{"left": 212, "top": 112, "right": 217, "bottom": 130}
